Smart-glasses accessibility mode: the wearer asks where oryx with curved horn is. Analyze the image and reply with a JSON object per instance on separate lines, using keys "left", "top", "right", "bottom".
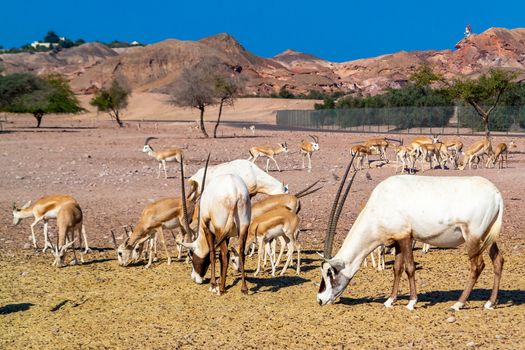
{"left": 300, "top": 135, "right": 320, "bottom": 172}
{"left": 142, "top": 136, "right": 183, "bottom": 179}
{"left": 179, "top": 154, "right": 252, "bottom": 295}
{"left": 317, "top": 157, "right": 504, "bottom": 311}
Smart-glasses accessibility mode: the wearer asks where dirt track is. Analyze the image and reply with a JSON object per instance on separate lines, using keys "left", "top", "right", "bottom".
{"left": 1, "top": 111, "right": 525, "bottom": 349}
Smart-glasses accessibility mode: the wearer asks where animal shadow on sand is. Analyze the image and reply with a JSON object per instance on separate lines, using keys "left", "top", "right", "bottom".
{"left": 0, "top": 303, "right": 34, "bottom": 315}
{"left": 338, "top": 289, "right": 525, "bottom": 308}
{"left": 247, "top": 275, "right": 310, "bottom": 293}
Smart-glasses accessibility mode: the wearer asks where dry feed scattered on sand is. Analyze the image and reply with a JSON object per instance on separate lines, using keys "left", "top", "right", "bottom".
{"left": 1, "top": 113, "right": 525, "bottom": 349}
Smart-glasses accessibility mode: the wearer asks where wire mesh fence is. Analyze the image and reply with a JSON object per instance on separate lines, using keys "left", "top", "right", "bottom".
{"left": 276, "top": 106, "right": 525, "bottom": 135}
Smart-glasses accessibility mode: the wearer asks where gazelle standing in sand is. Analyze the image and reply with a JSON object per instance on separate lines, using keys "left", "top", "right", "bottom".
{"left": 248, "top": 142, "right": 288, "bottom": 172}
{"left": 48, "top": 202, "right": 87, "bottom": 267}
{"left": 350, "top": 145, "right": 372, "bottom": 170}
{"left": 142, "top": 137, "right": 183, "bottom": 179}
{"left": 318, "top": 156, "right": 504, "bottom": 311}
{"left": 459, "top": 138, "right": 493, "bottom": 170}
{"left": 300, "top": 135, "right": 320, "bottom": 172}
{"left": 12, "top": 194, "right": 90, "bottom": 252}
{"left": 489, "top": 141, "right": 516, "bottom": 169}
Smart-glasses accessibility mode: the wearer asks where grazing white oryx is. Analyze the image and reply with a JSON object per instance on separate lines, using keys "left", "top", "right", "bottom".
{"left": 300, "top": 135, "right": 320, "bottom": 172}
{"left": 248, "top": 142, "right": 289, "bottom": 172}
{"left": 180, "top": 172, "right": 251, "bottom": 295}
{"left": 115, "top": 158, "right": 195, "bottom": 268}
{"left": 459, "top": 139, "right": 493, "bottom": 170}
{"left": 187, "top": 159, "right": 288, "bottom": 200}
{"left": 142, "top": 137, "right": 183, "bottom": 179}
{"left": 12, "top": 194, "right": 90, "bottom": 252}
{"left": 318, "top": 157, "right": 504, "bottom": 311}
{"left": 48, "top": 202, "right": 87, "bottom": 267}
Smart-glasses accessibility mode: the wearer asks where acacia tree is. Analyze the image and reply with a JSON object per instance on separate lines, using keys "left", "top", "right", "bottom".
{"left": 90, "top": 79, "right": 131, "bottom": 127}
{"left": 213, "top": 72, "right": 244, "bottom": 138}
{"left": 0, "top": 73, "right": 83, "bottom": 127}
{"left": 451, "top": 69, "right": 517, "bottom": 138}
{"left": 169, "top": 61, "right": 220, "bottom": 138}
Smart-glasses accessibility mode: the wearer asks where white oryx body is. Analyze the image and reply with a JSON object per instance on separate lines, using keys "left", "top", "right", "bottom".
{"left": 318, "top": 175, "right": 504, "bottom": 311}
{"left": 183, "top": 174, "right": 251, "bottom": 295}
{"left": 188, "top": 159, "right": 287, "bottom": 199}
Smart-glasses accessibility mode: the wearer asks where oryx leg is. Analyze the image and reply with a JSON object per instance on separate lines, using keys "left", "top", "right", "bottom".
{"left": 204, "top": 225, "right": 218, "bottom": 294}
{"left": 385, "top": 241, "right": 403, "bottom": 308}
{"left": 238, "top": 223, "right": 249, "bottom": 294}
{"left": 485, "top": 243, "right": 504, "bottom": 310}
{"left": 400, "top": 237, "right": 418, "bottom": 310}
{"left": 450, "top": 248, "right": 485, "bottom": 311}
{"left": 218, "top": 239, "right": 230, "bottom": 294}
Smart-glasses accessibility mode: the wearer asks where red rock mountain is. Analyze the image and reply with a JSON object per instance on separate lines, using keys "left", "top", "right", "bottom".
{"left": 1, "top": 28, "right": 524, "bottom": 95}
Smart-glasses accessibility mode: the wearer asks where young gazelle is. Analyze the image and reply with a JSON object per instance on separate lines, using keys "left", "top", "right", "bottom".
{"left": 115, "top": 197, "right": 196, "bottom": 268}
{"left": 115, "top": 159, "right": 196, "bottom": 268}
{"left": 48, "top": 202, "right": 86, "bottom": 267}
{"left": 459, "top": 139, "right": 493, "bottom": 170}
{"left": 12, "top": 194, "right": 90, "bottom": 252}
{"left": 350, "top": 145, "right": 372, "bottom": 170}
{"left": 300, "top": 135, "right": 320, "bottom": 172}
{"left": 363, "top": 137, "right": 394, "bottom": 164}
{"left": 247, "top": 206, "right": 302, "bottom": 276}
{"left": 248, "top": 143, "right": 289, "bottom": 172}
{"left": 142, "top": 137, "right": 183, "bottom": 179}
{"left": 490, "top": 141, "right": 516, "bottom": 169}
{"left": 394, "top": 145, "right": 415, "bottom": 174}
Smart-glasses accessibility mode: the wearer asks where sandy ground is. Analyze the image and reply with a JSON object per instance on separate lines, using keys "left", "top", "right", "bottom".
{"left": 1, "top": 101, "right": 525, "bottom": 349}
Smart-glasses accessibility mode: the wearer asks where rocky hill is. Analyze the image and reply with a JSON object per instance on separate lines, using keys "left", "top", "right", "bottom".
{"left": 1, "top": 27, "right": 524, "bottom": 95}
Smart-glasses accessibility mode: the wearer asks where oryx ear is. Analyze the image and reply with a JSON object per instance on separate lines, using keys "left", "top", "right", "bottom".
{"left": 22, "top": 200, "right": 32, "bottom": 209}
{"left": 328, "top": 258, "right": 345, "bottom": 273}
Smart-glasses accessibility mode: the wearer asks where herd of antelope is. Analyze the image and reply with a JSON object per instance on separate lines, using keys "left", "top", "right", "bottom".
{"left": 11, "top": 131, "right": 518, "bottom": 311}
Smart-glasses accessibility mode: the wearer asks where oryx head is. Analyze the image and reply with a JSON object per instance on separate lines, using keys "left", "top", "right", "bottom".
{"left": 12, "top": 200, "right": 31, "bottom": 225}
{"left": 142, "top": 137, "right": 158, "bottom": 153}
{"left": 309, "top": 135, "right": 320, "bottom": 150}
{"left": 317, "top": 154, "right": 357, "bottom": 306}
{"left": 179, "top": 152, "right": 211, "bottom": 284}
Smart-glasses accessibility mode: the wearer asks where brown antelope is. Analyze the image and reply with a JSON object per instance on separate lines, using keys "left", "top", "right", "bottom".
{"left": 363, "top": 137, "right": 401, "bottom": 164}
{"left": 350, "top": 145, "right": 372, "bottom": 170}
{"left": 490, "top": 141, "right": 516, "bottom": 169}
{"left": 318, "top": 156, "right": 504, "bottom": 311}
{"left": 12, "top": 194, "right": 90, "bottom": 252}
{"left": 142, "top": 137, "right": 183, "bottom": 179}
{"left": 300, "top": 135, "right": 320, "bottom": 172}
{"left": 248, "top": 143, "right": 289, "bottom": 172}
{"left": 394, "top": 145, "right": 415, "bottom": 174}
{"left": 115, "top": 197, "right": 196, "bottom": 268}
{"left": 245, "top": 206, "right": 301, "bottom": 276}
{"left": 417, "top": 142, "right": 448, "bottom": 171}
{"left": 459, "top": 139, "right": 493, "bottom": 170}
{"left": 48, "top": 202, "right": 86, "bottom": 267}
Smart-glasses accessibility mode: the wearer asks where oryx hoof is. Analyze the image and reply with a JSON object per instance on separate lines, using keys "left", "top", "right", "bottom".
{"left": 448, "top": 302, "right": 464, "bottom": 312}
{"left": 406, "top": 299, "right": 417, "bottom": 311}
{"left": 384, "top": 297, "right": 395, "bottom": 308}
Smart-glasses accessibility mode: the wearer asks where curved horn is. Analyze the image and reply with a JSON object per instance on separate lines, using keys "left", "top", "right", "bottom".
{"left": 196, "top": 153, "right": 211, "bottom": 237}
{"left": 296, "top": 185, "right": 323, "bottom": 199}
{"left": 110, "top": 230, "right": 118, "bottom": 250}
{"left": 12, "top": 202, "right": 17, "bottom": 210}
{"left": 323, "top": 154, "right": 356, "bottom": 259}
{"left": 180, "top": 155, "right": 191, "bottom": 236}
{"left": 309, "top": 135, "right": 317, "bottom": 143}
{"left": 144, "top": 137, "right": 158, "bottom": 145}
{"left": 295, "top": 179, "right": 320, "bottom": 197}
{"left": 331, "top": 171, "right": 358, "bottom": 240}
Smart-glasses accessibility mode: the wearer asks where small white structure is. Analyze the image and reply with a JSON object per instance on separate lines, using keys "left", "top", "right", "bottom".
{"left": 30, "top": 41, "right": 51, "bottom": 49}
{"left": 464, "top": 24, "right": 472, "bottom": 38}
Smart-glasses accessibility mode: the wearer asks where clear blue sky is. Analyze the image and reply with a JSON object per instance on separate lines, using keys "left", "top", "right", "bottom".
{"left": 1, "top": 0, "right": 523, "bottom": 62}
